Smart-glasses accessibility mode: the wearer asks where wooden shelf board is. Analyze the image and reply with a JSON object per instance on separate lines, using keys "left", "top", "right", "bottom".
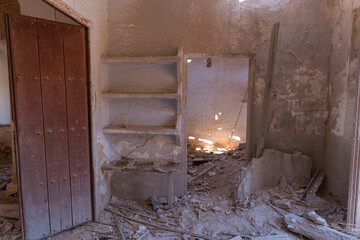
{"left": 102, "top": 92, "right": 181, "bottom": 100}
{"left": 103, "top": 125, "right": 179, "bottom": 135}
{"left": 101, "top": 56, "right": 180, "bottom": 63}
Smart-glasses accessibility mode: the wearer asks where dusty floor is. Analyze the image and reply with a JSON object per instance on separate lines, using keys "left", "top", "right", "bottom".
{"left": 0, "top": 148, "right": 358, "bottom": 240}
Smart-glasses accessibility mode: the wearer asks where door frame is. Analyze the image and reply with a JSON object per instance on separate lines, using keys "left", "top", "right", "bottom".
{"left": 184, "top": 53, "right": 256, "bottom": 163}
{"left": 348, "top": 42, "right": 360, "bottom": 229}
{"left": 5, "top": 11, "right": 94, "bottom": 239}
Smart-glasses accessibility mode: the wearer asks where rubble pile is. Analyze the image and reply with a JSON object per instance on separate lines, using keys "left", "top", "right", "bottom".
{"left": 0, "top": 143, "right": 20, "bottom": 240}
{"left": 0, "top": 143, "right": 11, "bottom": 164}
{"left": 9, "top": 148, "right": 360, "bottom": 240}
{"left": 0, "top": 218, "right": 21, "bottom": 240}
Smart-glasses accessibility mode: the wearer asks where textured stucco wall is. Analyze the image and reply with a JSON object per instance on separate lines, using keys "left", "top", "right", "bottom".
{"left": 107, "top": 0, "right": 334, "bottom": 170}
{"left": 325, "top": 0, "right": 360, "bottom": 206}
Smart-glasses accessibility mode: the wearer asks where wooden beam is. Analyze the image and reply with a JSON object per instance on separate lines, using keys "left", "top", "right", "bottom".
{"left": 167, "top": 172, "right": 174, "bottom": 208}
{"left": 246, "top": 56, "right": 256, "bottom": 163}
{"left": 284, "top": 214, "right": 356, "bottom": 240}
{"left": 105, "top": 208, "right": 213, "bottom": 240}
{"left": 348, "top": 30, "right": 360, "bottom": 229}
{"left": 256, "top": 22, "right": 280, "bottom": 158}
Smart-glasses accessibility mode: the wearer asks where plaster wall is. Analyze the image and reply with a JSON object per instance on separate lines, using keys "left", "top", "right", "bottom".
{"left": 19, "top": 0, "right": 77, "bottom": 24}
{"left": 324, "top": 0, "right": 360, "bottom": 206}
{"left": 187, "top": 57, "right": 249, "bottom": 150}
{"left": 107, "top": 0, "right": 334, "bottom": 170}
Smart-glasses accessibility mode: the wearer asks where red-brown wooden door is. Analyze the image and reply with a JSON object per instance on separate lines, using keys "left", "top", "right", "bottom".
{"left": 5, "top": 13, "right": 92, "bottom": 240}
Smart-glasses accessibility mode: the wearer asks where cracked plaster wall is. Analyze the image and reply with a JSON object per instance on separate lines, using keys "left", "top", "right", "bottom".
{"left": 324, "top": 0, "right": 360, "bottom": 206}
{"left": 106, "top": 0, "right": 334, "bottom": 173}
{"left": 1, "top": 0, "right": 351, "bottom": 213}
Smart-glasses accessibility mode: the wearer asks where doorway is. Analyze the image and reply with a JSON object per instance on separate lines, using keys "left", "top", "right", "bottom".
{"left": 185, "top": 55, "right": 252, "bottom": 198}
{"left": 4, "top": 13, "right": 92, "bottom": 240}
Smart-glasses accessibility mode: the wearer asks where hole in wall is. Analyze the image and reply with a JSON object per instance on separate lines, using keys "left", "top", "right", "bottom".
{"left": 186, "top": 56, "right": 250, "bottom": 198}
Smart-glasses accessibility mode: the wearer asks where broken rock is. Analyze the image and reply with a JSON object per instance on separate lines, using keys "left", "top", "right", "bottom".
{"left": 284, "top": 214, "right": 357, "bottom": 240}
{"left": 229, "top": 236, "right": 242, "bottom": 240}
{"left": 303, "top": 211, "right": 328, "bottom": 226}
{"left": 237, "top": 149, "right": 312, "bottom": 199}
{"left": 272, "top": 199, "right": 291, "bottom": 210}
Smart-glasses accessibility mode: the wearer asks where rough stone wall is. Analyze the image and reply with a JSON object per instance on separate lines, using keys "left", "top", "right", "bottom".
{"left": 107, "top": 0, "right": 334, "bottom": 169}
{"left": 324, "top": 0, "right": 360, "bottom": 206}
{"left": 0, "top": 0, "right": 20, "bottom": 39}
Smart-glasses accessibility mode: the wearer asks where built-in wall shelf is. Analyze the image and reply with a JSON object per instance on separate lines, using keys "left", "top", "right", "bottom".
{"left": 103, "top": 125, "right": 179, "bottom": 136}
{"left": 101, "top": 56, "right": 180, "bottom": 64}
{"left": 102, "top": 92, "right": 181, "bottom": 100}
{"left": 100, "top": 47, "right": 186, "bottom": 199}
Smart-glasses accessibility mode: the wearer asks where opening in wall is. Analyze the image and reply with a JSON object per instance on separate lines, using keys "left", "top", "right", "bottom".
{"left": 185, "top": 55, "right": 251, "bottom": 197}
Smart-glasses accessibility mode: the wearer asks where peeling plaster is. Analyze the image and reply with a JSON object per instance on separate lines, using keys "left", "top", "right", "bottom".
{"left": 330, "top": 91, "right": 347, "bottom": 137}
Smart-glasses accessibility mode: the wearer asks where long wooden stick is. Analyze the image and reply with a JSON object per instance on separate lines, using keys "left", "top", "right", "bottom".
{"left": 109, "top": 203, "right": 177, "bottom": 227}
{"left": 187, "top": 163, "right": 216, "bottom": 183}
{"left": 105, "top": 208, "right": 212, "bottom": 240}
{"left": 256, "top": 22, "right": 280, "bottom": 158}
{"left": 87, "top": 229, "right": 122, "bottom": 239}
{"left": 299, "top": 169, "right": 319, "bottom": 201}
{"left": 227, "top": 88, "right": 248, "bottom": 149}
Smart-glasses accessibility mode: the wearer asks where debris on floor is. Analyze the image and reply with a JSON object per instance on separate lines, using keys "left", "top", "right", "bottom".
{"left": 46, "top": 148, "right": 360, "bottom": 240}
{"left": 0, "top": 152, "right": 20, "bottom": 240}
{"left": 0, "top": 218, "right": 21, "bottom": 240}
{"left": 0, "top": 151, "right": 17, "bottom": 204}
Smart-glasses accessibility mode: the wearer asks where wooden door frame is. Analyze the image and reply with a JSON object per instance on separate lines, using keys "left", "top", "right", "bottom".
{"left": 348, "top": 46, "right": 360, "bottom": 229}
{"left": 5, "top": 10, "right": 95, "bottom": 238}
{"left": 184, "top": 53, "right": 256, "bottom": 163}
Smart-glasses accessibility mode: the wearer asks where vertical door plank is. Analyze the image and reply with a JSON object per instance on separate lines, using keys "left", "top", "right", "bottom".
{"left": 7, "top": 14, "right": 50, "bottom": 239}
{"left": 63, "top": 25, "right": 92, "bottom": 224}
{"left": 37, "top": 19, "right": 73, "bottom": 233}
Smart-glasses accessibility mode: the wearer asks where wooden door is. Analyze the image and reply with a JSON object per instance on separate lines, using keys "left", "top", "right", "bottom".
{"left": 5, "top": 13, "right": 92, "bottom": 240}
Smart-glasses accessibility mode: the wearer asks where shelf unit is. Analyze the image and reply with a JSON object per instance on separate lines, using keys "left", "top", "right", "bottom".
{"left": 102, "top": 92, "right": 181, "bottom": 100}
{"left": 100, "top": 48, "right": 187, "bottom": 201}
{"left": 100, "top": 48, "right": 185, "bottom": 143}
{"left": 102, "top": 125, "right": 179, "bottom": 135}
{"left": 101, "top": 56, "right": 180, "bottom": 63}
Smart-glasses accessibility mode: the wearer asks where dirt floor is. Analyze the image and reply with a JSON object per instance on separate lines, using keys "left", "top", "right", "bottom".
{"left": 0, "top": 148, "right": 359, "bottom": 239}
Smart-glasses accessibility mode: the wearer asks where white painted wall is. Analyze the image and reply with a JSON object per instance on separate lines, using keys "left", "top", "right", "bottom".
{"left": 19, "top": 0, "right": 78, "bottom": 24}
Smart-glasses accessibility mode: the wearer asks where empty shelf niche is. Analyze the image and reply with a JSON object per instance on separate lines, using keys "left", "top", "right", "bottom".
{"left": 102, "top": 61, "right": 178, "bottom": 94}
{"left": 103, "top": 125, "right": 178, "bottom": 135}
{"left": 106, "top": 98, "right": 177, "bottom": 129}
